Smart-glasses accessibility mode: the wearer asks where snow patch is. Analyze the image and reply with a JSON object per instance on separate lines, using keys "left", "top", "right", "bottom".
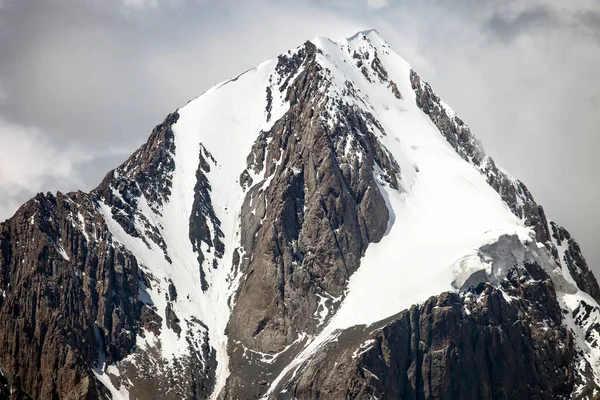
{"left": 57, "top": 245, "right": 70, "bottom": 261}
{"left": 92, "top": 323, "right": 130, "bottom": 400}
{"left": 352, "top": 339, "right": 376, "bottom": 359}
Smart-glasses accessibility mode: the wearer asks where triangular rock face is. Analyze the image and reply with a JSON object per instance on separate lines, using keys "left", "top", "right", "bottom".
{"left": 1, "top": 30, "right": 599, "bottom": 400}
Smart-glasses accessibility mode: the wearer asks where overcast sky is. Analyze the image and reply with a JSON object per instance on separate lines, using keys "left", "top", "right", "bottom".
{"left": 0, "top": 0, "right": 598, "bottom": 275}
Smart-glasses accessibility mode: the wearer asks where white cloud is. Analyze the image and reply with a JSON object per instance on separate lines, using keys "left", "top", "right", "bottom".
{"left": 120, "top": 0, "right": 189, "bottom": 9}
{"left": 121, "top": 0, "right": 158, "bottom": 8}
{"left": 0, "top": 119, "right": 90, "bottom": 220}
{"left": 366, "top": 0, "right": 387, "bottom": 9}
{"left": 0, "top": 0, "right": 598, "bottom": 271}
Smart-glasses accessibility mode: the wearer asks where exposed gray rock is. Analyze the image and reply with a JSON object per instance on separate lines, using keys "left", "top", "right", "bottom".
{"left": 0, "top": 191, "right": 135, "bottom": 399}
{"left": 0, "top": 110, "right": 221, "bottom": 399}
{"left": 189, "top": 145, "right": 224, "bottom": 292}
{"left": 277, "top": 264, "right": 579, "bottom": 399}
{"left": 221, "top": 40, "right": 403, "bottom": 399}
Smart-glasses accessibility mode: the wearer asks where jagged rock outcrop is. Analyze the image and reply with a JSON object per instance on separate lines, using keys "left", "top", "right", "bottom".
{"left": 229, "top": 41, "right": 398, "bottom": 351}
{"left": 0, "top": 190, "right": 136, "bottom": 399}
{"left": 224, "top": 40, "right": 403, "bottom": 398}
{"left": 280, "top": 263, "right": 578, "bottom": 400}
{"left": 88, "top": 113, "right": 221, "bottom": 399}
{"left": 0, "top": 112, "right": 219, "bottom": 399}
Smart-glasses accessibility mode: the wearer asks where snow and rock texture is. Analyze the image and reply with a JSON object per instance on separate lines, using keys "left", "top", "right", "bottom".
{"left": 0, "top": 29, "right": 599, "bottom": 399}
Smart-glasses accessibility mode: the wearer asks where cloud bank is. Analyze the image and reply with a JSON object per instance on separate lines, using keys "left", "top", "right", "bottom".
{"left": 0, "top": 119, "right": 90, "bottom": 218}
{"left": 0, "top": 0, "right": 598, "bottom": 274}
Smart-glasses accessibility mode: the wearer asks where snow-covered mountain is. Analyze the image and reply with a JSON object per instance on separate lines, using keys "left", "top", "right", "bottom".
{"left": 1, "top": 29, "right": 599, "bottom": 400}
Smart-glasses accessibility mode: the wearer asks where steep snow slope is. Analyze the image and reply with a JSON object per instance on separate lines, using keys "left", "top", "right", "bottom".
{"left": 313, "top": 31, "right": 531, "bottom": 329}
{"left": 165, "top": 60, "right": 291, "bottom": 396}
{"left": 96, "top": 58, "right": 294, "bottom": 398}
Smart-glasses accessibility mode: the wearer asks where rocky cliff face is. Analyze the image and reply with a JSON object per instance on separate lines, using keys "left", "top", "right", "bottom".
{"left": 0, "top": 29, "right": 599, "bottom": 400}
{"left": 278, "top": 263, "right": 578, "bottom": 400}
{"left": 229, "top": 40, "right": 397, "bottom": 352}
{"left": 0, "top": 189, "right": 135, "bottom": 400}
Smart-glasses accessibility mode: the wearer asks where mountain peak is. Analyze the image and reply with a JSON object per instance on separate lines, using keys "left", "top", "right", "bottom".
{"left": 1, "top": 31, "right": 599, "bottom": 400}
{"left": 347, "top": 28, "right": 383, "bottom": 41}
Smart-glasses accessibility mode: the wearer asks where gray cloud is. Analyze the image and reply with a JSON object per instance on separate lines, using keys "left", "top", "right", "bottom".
{"left": 0, "top": 0, "right": 598, "bottom": 276}
{"left": 578, "top": 10, "right": 600, "bottom": 40}
{"left": 366, "top": 0, "right": 388, "bottom": 9}
{"left": 0, "top": 118, "right": 91, "bottom": 217}
{"left": 485, "top": 5, "right": 558, "bottom": 41}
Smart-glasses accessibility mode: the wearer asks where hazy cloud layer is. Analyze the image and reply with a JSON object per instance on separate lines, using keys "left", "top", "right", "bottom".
{"left": 0, "top": 118, "right": 91, "bottom": 217}
{"left": 485, "top": 5, "right": 558, "bottom": 41}
{"left": 0, "top": 0, "right": 598, "bottom": 275}
{"left": 366, "top": 0, "right": 388, "bottom": 9}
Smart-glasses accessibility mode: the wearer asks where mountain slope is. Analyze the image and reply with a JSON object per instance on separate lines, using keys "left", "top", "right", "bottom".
{"left": 0, "top": 29, "right": 599, "bottom": 400}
